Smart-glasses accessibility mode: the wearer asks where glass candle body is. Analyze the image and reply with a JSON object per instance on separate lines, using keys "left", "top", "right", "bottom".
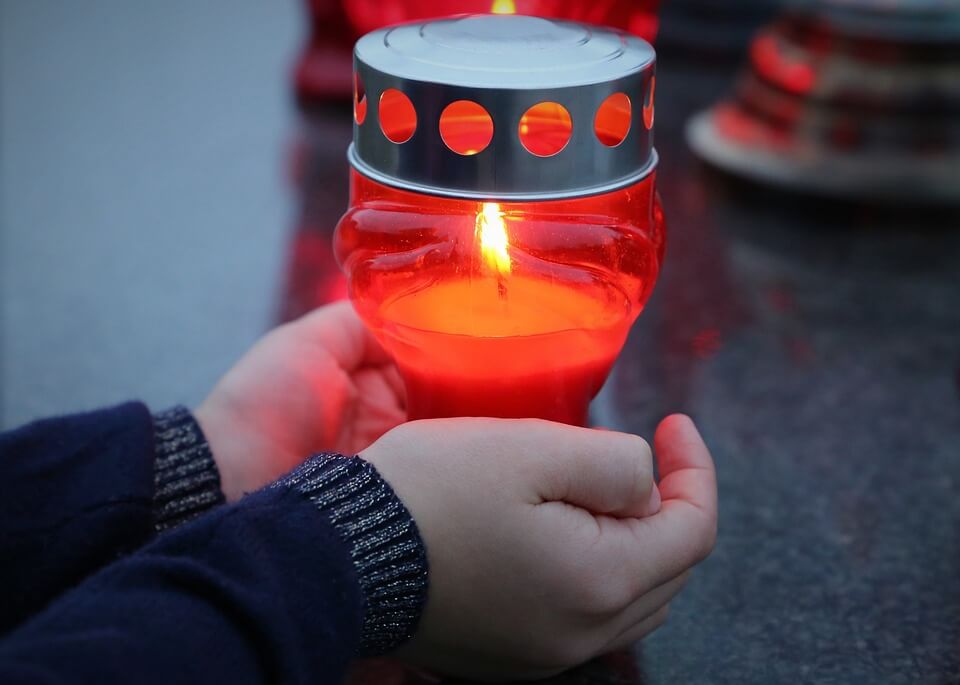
{"left": 335, "top": 170, "right": 665, "bottom": 425}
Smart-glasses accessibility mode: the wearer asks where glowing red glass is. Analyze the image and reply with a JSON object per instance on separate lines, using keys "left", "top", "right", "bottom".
{"left": 342, "top": 0, "right": 661, "bottom": 42}
{"left": 335, "top": 169, "right": 665, "bottom": 425}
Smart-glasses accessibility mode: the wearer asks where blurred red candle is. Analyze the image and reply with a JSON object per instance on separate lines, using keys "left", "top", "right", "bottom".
{"left": 297, "top": 0, "right": 661, "bottom": 100}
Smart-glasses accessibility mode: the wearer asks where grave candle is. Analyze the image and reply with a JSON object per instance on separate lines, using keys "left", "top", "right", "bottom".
{"left": 335, "top": 14, "right": 665, "bottom": 425}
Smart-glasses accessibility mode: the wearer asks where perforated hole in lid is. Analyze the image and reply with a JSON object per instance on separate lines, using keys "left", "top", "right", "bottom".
{"left": 379, "top": 89, "right": 417, "bottom": 143}
{"left": 439, "top": 100, "right": 494, "bottom": 156}
{"left": 519, "top": 102, "right": 573, "bottom": 157}
{"left": 595, "top": 93, "right": 632, "bottom": 147}
{"left": 644, "top": 75, "right": 656, "bottom": 130}
{"left": 353, "top": 72, "right": 367, "bottom": 125}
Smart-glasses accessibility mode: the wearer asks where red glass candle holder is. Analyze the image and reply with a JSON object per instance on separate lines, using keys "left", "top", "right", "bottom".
{"left": 335, "top": 15, "right": 664, "bottom": 425}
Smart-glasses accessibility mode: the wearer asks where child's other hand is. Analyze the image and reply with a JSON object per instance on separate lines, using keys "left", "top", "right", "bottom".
{"left": 361, "top": 414, "right": 717, "bottom": 681}
{"left": 196, "top": 302, "right": 405, "bottom": 501}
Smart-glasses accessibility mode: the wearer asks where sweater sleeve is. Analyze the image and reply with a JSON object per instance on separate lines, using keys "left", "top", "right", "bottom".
{"left": 0, "top": 455, "right": 429, "bottom": 685}
{"left": 0, "top": 403, "right": 224, "bottom": 635}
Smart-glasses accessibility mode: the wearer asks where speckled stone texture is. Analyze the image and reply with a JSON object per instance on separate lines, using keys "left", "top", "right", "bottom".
{"left": 592, "top": 50, "right": 960, "bottom": 685}
{"left": 340, "top": 57, "right": 960, "bottom": 682}
{"left": 335, "top": 55, "right": 960, "bottom": 685}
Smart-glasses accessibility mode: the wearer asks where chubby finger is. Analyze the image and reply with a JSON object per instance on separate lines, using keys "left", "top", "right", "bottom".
{"left": 291, "top": 301, "right": 392, "bottom": 370}
{"left": 628, "top": 415, "right": 718, "bottom": 585}
{"left": 605, "top": 604, "right": 670, "bottom": 652}
{"left": 593, "top": 426, "right": 660, "bottom": 516}
{"left": 530, "top": 422, "right": 655, "bottom": 519}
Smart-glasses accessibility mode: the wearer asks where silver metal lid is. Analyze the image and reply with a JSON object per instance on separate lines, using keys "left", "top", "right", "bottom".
{"left": 349, "top": 15, "right": 658, "bottom": 201}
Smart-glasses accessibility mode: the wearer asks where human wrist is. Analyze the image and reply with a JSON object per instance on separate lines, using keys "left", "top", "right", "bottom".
{"left": 277, "top": 453, "right": 429, "bottom": 656}
{"left": 152, "top": 406, "right": 226, "bottom": 532}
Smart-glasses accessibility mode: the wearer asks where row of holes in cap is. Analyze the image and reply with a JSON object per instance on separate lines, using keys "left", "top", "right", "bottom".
{"left": 354, "top": 74, "right": 655, "bottom": 157}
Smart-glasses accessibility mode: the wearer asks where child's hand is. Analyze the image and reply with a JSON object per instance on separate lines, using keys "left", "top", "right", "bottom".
{"left": 196, "top": 302, "right": 405, "bottom": 501}
{"left": 362, "top": 414, "right": 716, "bottom": 681}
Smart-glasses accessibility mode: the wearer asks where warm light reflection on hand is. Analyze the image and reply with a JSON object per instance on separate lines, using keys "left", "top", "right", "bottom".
{"left": 195, "top": 301, "right": 406, "bottom": 502}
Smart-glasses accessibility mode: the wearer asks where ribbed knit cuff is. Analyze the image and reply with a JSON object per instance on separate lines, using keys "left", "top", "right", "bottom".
{"left": 278, "top": 454, "right": 429, "bottom": 656}
{"left": 152, "top": 406, "right": 226, "bottom": 532}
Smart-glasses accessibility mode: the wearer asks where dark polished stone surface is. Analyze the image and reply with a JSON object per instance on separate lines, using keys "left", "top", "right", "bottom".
{"left": 3, "top": 2, "right": 959, "bottom": 683}
{"left": 596, "top": 54, "right": 960, "bottom": 684}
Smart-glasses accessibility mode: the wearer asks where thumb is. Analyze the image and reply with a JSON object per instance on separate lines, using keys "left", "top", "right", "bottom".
{"left": 288, "top": 300, "right": 392, "bottom": 371}
{"left": 527, "top": 422, "right": 655, "bottom": 519}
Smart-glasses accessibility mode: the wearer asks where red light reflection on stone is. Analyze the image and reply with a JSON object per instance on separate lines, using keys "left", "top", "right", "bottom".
{"left": 692, "top": 328, "right": 723, "bottom": 359}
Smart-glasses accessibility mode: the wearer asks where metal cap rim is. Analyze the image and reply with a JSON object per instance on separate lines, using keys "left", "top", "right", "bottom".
{"left": 348, "top": 144, "right": 659, "bottom": 201}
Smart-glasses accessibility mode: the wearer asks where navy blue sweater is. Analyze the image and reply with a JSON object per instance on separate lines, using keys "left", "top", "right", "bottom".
{"left": 0, "top": 403, "right": 428, "bottom": 684}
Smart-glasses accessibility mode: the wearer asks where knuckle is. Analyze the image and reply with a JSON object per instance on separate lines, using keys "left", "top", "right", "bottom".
{"left": 629, "top": 454, "right": 653, "bottom": 500}
{"left": 620, "top": 434, "right": 652, "bottom": 469}
{"left": 605, "top": 436, "right": 652, "bottom": 512}
{"left": 634, "top": 435, "right": 653, "bottom": 462}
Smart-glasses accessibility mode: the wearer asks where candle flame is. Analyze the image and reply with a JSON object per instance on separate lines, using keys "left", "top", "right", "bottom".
{"left": 491, "top": 0, "right": 516, "bottom": 14}
{"left": 476, "top": 202, "right": 511, "bottom": 275}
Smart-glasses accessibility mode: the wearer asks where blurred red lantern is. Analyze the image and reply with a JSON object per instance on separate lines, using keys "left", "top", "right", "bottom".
{"left": 296, "top": 0, "right": 661, "bottom": 101}
{"left": 687, "top": 0, "right": 960, "bottom": 203}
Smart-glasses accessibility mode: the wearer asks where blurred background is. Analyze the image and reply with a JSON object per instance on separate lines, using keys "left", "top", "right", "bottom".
{"left": 1, "top": 3, "right": 300, "bottom": 425}
{"left": 2, "top": 1, "right": 959, "bottom": 683}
